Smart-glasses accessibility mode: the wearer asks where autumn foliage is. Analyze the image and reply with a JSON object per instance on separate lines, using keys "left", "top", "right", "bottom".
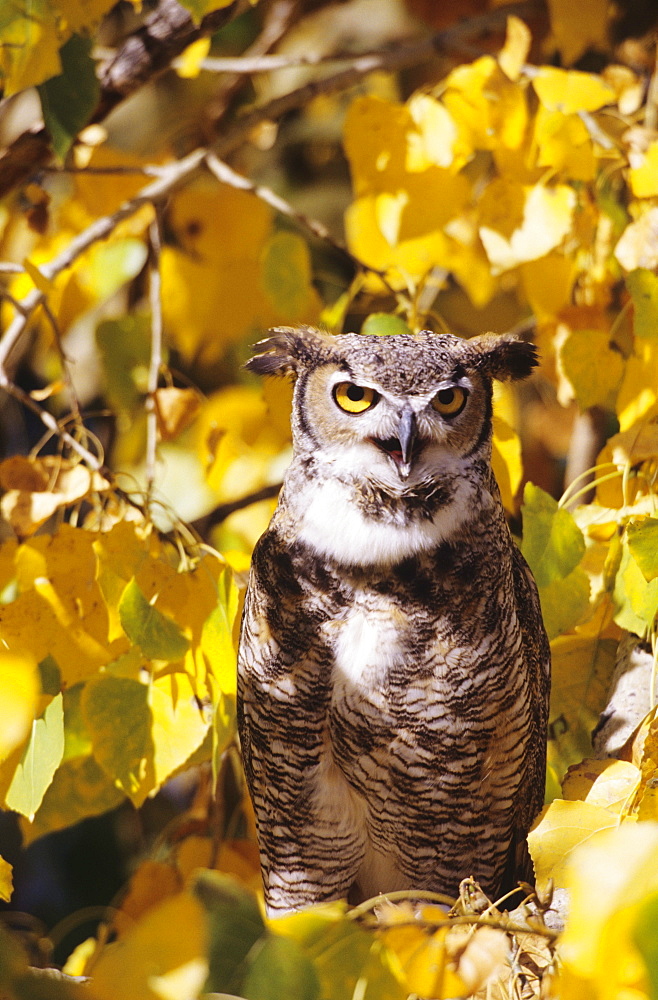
{"left": 1, "top": 0, "right": 658, "bottom": 997}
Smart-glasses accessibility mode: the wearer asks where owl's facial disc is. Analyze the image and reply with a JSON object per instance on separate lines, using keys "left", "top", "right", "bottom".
{"left": 372, "top": 407, "right": 418, "bottom": 480}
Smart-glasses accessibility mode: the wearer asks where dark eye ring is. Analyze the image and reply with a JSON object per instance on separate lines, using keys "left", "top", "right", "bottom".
{"left": 431, "top": 386, "right": 468, "bottom": 417}
{"left": 333, "top": 382, "right": 380, "bottom": 414}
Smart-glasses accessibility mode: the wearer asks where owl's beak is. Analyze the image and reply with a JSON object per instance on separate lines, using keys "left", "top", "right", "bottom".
{"left": 397, "top": 408, "right": 417, "bottom": 479}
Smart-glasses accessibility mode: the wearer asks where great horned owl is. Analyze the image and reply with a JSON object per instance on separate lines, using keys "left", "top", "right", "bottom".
{"left": 238, "top": 325, "right": 550, "bottom": 915}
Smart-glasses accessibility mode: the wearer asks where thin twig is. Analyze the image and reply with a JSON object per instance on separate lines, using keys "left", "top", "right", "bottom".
{"left": 40, "top": 300, "right": 83, "bottom": 427}
{"left": 0, "top": 146, "right": 207, "bottom": 375}
{"left": 204, "top": 151, "right": 386, "bottom": 281}
{"left": 146, "top": 210, "right": 165, "bottom": 503}
{"left": 214, "top": 0, "right": 543, "bottom": 157}
{"left": 184, "top": 47, "right": 420, "bottom": 75}
{"left": 194, "top": 483, "right": 283, "bottom": 532}
{"left": 0, "top": 381, "right": 104, "bottom": 471}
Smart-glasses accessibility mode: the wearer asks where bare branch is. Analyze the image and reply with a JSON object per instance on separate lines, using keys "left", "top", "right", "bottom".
{"left": 204, "top": 151, "right": 377, "bottom": 276}
{"left": 146, "top": 211, "right": 165, "bottom": 502}
{"left": 0, "top": 147, "right": 207, "bottom": 376}
{"left": 214, "top": 0, "right": 544, "bottom": 156}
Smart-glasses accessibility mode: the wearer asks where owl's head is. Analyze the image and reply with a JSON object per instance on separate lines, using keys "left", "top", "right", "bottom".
{"left": 248, "top": 325, "right": 537, "bottom": 490}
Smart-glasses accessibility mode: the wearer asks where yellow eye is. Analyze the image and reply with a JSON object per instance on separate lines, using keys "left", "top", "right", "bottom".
{"left": 333, "top": 382, "right": 380, "bottom": 414}
{"left": 431, "top": 386, "right": 467, "bottom": 417}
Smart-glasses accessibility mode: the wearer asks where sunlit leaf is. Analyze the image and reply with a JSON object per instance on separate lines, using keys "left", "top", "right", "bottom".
{"left": 629, "top": 140, "right": 658, "bottom": 199}
{"left": 627, "top": 517, "right": 658, "bottom": 582}
{"left": 4, "top": 693, "right": 65, "bottom": 821}
{"left": 559, "top": 824, "right": 658, "bottom": 999}
{"left": 0, "top": 652, "right": 39, "bottom": 762}
{"left": 528, "top": 797, "right": 617, "bottom": 894}
{"left": 533, "top": 66, "right": 615, "bottom": 114}
{"left": 479, "top": 182, "right": 576, "bottom": 273}
{"left": 613, "top": 537, "right": 658, "bottom": 636}
{"left": 90, "top": 892, "right": 208, "bottom": 1000}
{"left": 548, "top": 630, "right": 618, "bottom": 778}
{"left": 491, "top": 414, "right": 523, "bottom": 513}
{"left": 558, "top": 327, "right": 624, "bottom": 410}
{"left": 521, "top": 483, "right": 586, "bottom": 588}
{"left": 149, "top": 673, "right": 209, "bottom": 788}
{"left": 561, "top": 757, "right": 640, "bottom": 814}
{"left": 20, "top": 753, "right": 124, "bottom": 843}
{"left": 627, "top": 268, "right": 658, "bottom": 341}
{"left": 0, "top": 857, "right": 13, "bottom": 903}
{"left": 361, "top": 314, "right": 412, "bottom": 336}
{"left": 119, "top": 578, "right": 190, "bottom": 661}
{"left": 82, "top": 674, "right": 152, "bottom": 805}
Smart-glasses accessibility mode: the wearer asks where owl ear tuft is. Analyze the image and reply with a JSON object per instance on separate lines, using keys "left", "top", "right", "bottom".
{"left": 468, "top": 334, "right": 539, "bottom": 382}
{"left": 245, "top": 326, "right": 331, "bottom": 377}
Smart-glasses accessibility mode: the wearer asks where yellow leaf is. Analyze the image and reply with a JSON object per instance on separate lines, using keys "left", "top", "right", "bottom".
{"left": 90, "top": 893, "right": 208, "bottom": 1000}
{"left": 528, "top": 798, "right": 617, "bottom": 894}
{"left": 443, "top": 56, "right": 528, "bottom": 154}
{"left": 533, "top": 106, "right": 596, "bottom": 181}
{"left": 498, "top": 15, "right": 531, "bottom": 81}
{"left": 199, "top": 386, "right": 290, "bottom": 498}
{"left": 0, "top": 652, "right": 39, "bottom": 762}
{"left": 562, "top": 758, "right": 640, "bottom": 815}
{"left": 343, "top": 96, "right": 413, "bottom": 196}
{"left": 175, "top": 37, "right": 210, "bottom": 78}
{"left": 615, "top": 207, "right": 658, "bottom": 272}
{"left": 0, "top": 6, "right": 62, "bottom": 96}
{"left": 22, "top": 257, "right": 53, "bottom": 295}
{"left": 406, "top": 94, "right": 459, "bottom": 170}
{"left": 616, "top": 339, "right": 658, "bottom": 431}
{"left": 629, "top": 140, "right": 658, "bottom": 199}
{"left": 0, "top": 856, "right": 13, "bottom": 903}
{"left": 154, "top": 387, "right": 201, "bottom": 442}
{"left": 113, "top": 861, "right": 182, "bottom": 937}
{"left": 55, "top": 0, "right": 118, "bottom": 33}
{"left": 479, "top": 182, "right": 576, "bottom": 273}
{"left": 161, "top": 180, "right": 275, "bottom": 364}
{"left": 548, "top": 631, "right": 617, "bottom": 777}
{"left": 533, "top": 66, "right": 616, "bottom": 113}
{"left": 491, "top": 414, "right": 523, "bottom": 512}
{"left": 545, "top": 0, "right": 610, "bottom": 65}
{"left": 520, "top": 251, "right": 576, "bottom": 320}
{"left": 149, "top": 673, "right": 209, "bottom": 789}
{"left": 63, "top": 937, "right": 97, "bottom": 977}
{"left": 557, "top": 327, "right": 624, "bottom": 410}
{"left": 559, "top": 824, "right": 658, "bottom": 998}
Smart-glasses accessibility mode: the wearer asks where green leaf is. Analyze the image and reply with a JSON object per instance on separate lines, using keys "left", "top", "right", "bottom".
{"left": 5, "top": 693, "right": 64, "bottom": 821}
{"left": 96, "top": 315, "right": 151, "bottom": 414}
{"left": 84, "top": 239, "right": 149, "bottom": 301}
{"left": 634, "top": 893, "right": 658, "bottom": 1000}
{"left": 21, "top": 754, "right": 124, "bottom": 844}
{"left": 521, "top": 482, "right": 586, "bottom": 587}
{"left": 241, "top": 934, "right": 321, "bottom": 1000}
{"left": 627, "top": 268, "right": 658, "bottom": 341}
{"left": 261, "top": 231, "right": 314, "bottom": 319}
{"left": 81, "top": 674, "right": 153, "bottom": 804}
{"left": 613, "top": 539, "right": 658, "bottom": 636}
{"left": 192, "top": 871, "right": 266, "bottom": 995}
{"left": 361, "top": 313, "right": 412, "bottom": 336}
{"left": 627, "top": 517, "right": 658, "bottom": 582}
{"left": 548, "top": 633, "right": 618, "bottom": 780}
{"left": 37, "top": 34, "right": 99, "bottom": 161}
{"left": 538, "top": 566, "right": 591, "bottom": 640}
{"left": 119, "top": 578, "right": 190, "bottom": 661}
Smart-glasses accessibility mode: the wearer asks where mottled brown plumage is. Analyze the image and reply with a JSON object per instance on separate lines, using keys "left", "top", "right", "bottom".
{"left": 238, "top": 326, "right": 550, "bottom": 915}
